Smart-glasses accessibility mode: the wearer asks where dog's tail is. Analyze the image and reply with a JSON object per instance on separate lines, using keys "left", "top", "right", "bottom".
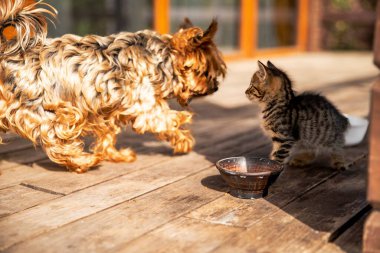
{"left": 0, "top": 0, "right": 56, "bottom": 57}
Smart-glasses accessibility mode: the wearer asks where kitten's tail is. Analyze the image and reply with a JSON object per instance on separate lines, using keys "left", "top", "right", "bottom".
{"left": 0, "top": 0, "right": 56, "bottom": 57}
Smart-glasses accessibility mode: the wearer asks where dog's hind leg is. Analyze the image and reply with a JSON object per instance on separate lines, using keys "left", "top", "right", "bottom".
{"left": 40, "top": 103, "right": 101, "bottom": 173}
{"left": 42, "top": 134, "right": 101, "bottom": 173}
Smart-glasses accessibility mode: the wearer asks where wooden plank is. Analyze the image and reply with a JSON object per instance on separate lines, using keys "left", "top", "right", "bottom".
{"left": 368, "top": 79, "right": 380, "bottom": 205}
{"left": 0, "top": 99, "right": 255, "bottom": 170}
{"left": 122, "top": 209, "right": 326, "bottom": 253}
{"left": 0, "top": 165, "right": 51, "bottom": 190}
{"left": 0, "top": 136, "right": 34, "bottom": 155}
{"left": 364, "top": 211, "right": 380, "bottom": 253}
{"left": 0, "top": 124, "right": 267, "bottom": 251}
{"left": 186, "top": 146, "right": 366, "bottom": 228}
{"left": 12, "top": 143, "right": 362, "bottom": 253}
{"left": 5, "top": 169, "right": 228, "bottom": 253}
{"left": 364, "top": 76, "right": 380, "bottom": 252}
{"left": 333, "top": 211, "right": 369, "bottom": 253}
{"left": 0, "top": 100, "right": 256, "bottom": 189}
{"left": 270, "top": 157, "right": 368, "bottom": 236}
{"left": 0, "top": 152, "right": 211, "bottom": 251}
{"left": 0, "top": 147, "right": 47, "bottom": 170}
{"left": 118, "top": 217, "right": 244, "bottom": 253}
{"left": 0, "top": 129, "right": 160, "bottom": 171}
{"left": 186, "top": 165, "right": 337, "bottom": 228}
{"left": 0, "top": 185, "right": 59, "bottom": 218}
{"left": 313, "top": 243, "right": 345, "bottom": 253}
{"left": 373, "top": 1, "right": 380, "bottom": 68}
{"left": 20, "top": 117, "right": 262, "bottom": 195}
{"left": 207, "top": 158, "right": 368, "bottom": 252}
{"left": 1, "top": 142, "right": 268, "bottom": 252}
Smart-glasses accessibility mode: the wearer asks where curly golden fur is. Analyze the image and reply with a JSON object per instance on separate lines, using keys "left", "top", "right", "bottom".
{"left": 0, "top": 0, "right": 226, "bottom": 172}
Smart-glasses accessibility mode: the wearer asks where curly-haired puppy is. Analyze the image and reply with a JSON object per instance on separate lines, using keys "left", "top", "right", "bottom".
{"left": 0, "top": 0, "right": 226, "bottom": 172}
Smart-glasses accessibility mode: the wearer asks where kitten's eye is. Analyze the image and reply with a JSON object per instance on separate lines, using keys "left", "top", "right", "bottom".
{"left": 184, "top": 65, "right": 192, "bottom": 71}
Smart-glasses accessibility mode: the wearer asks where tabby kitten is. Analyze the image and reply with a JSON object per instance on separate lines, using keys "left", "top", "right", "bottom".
{"left": 245, "top": 61, "right": 349, "bottom": 169}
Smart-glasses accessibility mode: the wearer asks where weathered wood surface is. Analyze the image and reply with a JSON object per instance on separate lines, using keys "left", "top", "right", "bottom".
{"left": 0, "top": 53, "right": 376, "bottom": 252}
{"left": 368, "top": 79, "right": 380, "bottom": 205}
{"left": 364, "top": 211, "right": 380, "bottom": 253}
{"left": 334, "top": 211, "right": 369, "bottom": 253}
{"left": 364, "top": 4, "right": 380, "bottom": 250}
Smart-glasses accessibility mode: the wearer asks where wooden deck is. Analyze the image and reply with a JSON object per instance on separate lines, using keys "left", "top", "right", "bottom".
{"left": 0, "top": 52, "right": 377, "bottom": 253}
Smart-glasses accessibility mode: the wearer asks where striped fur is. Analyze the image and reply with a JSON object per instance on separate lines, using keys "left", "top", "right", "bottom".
{"left": 246, "top": 61, "right": 349, "bottom": 169}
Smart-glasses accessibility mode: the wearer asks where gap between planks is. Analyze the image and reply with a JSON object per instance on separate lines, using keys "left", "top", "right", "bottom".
{"left": 3, "top": 142, "right": 365, "bottom": 253}
{"left": 0, "top": 124, "right": 269, "bottom": 250}
{"left": 0, "top": 115, "right": 261, "bottom": 193}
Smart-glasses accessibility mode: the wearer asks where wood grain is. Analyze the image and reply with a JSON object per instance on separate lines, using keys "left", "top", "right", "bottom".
{"left": 0, "top": 123, "right": 268, "bottom": 251}
{"left": 0, "top": 165, "right": 50, "bottom": 190}
{"left": 209, "top": 159, "right": 368, "bottom": 252}
{"left": 0, "top": 152, "right": 212, "bottom": 250}
{"left": 0, "top": 53, "right": 374, "bottom": 253}
{"left": 368, "top": 79, "right": 380, "bottom": 205}
{"left": 364, "top": 211, "right": 380, "bottom": 253}
{"left": 334, "top": 211, "right": 369, "bottom": 253}
{"left": 119, "top": 217, "right": 245, "bottom": 253}
{"left": 0, "top": 185, "right": 58, "bottom": 218}
{"left": 18, "top": 116, "right": 261, "bottom": 195}
{"left": 5, "top": 169, "right": 227, "bottom": 253}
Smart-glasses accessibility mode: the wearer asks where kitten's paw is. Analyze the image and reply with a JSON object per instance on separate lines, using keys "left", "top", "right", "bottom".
{"left": 331, "top": 161, "right": 348, "bottom": 171}
{"left": 331, "top": 153, "right": 347, "bottom": 171}
{"left": 288, "top": 158, "right": 311, "bottom": 167}
{"left": 288, "top": 152, "right": 316, "bottom": 167}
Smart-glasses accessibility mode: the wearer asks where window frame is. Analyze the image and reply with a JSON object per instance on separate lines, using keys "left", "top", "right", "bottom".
{"left": 153, "top": 0, "right": 309, "bottom": 59}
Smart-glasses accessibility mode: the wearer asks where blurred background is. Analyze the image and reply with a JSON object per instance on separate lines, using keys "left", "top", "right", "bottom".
{"left": 44, "top": 0, "right": 377, "bottom": 58}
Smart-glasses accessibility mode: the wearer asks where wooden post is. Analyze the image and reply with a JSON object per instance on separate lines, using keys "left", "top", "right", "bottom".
{"left": 363, "top": 2, "right": 380, "bottom": 253}
{"left": 153, "top": 0, "right": 170, "bottom": 34}
{"left": 240, "top": 0, "right": 256, "bottom": 57}
{"left": 297, "top": 0, "right": 309, "bottom": 51}
{"left": 307, "top": 0, "right": 323, "bottom": 51}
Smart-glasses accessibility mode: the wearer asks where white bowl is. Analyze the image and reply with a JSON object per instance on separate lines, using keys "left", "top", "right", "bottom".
{"left": 344, "top": 114, "right": 368, "bottom": 146}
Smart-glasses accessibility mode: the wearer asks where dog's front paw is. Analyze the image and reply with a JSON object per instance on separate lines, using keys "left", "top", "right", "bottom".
{"left": 173, "top": 130, "right": 194, "bottom": 153}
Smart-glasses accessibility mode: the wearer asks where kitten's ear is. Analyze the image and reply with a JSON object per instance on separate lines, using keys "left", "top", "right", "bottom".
{"left": 257, "top": 60, "right": 269, "bottom": 80}
{"left": 267, "top": 61, "right": 277, "bottom": 69}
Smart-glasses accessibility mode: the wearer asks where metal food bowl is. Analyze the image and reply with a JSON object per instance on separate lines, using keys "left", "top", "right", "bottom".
{"left": 215, "top": 157, "right": 284, "bottom": 199}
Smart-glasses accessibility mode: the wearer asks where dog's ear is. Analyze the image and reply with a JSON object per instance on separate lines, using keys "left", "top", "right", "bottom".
{"left": 187, "top": 19, "right": 217, "bottom": 47}
{"left": 202, "top": 19, "right": 218, "bottom": 42}
{"left": 179, "top": 17, "right": 194, "bottom": 29}
{"left": 171, "top": 19, "right": 218, "bottom": 51}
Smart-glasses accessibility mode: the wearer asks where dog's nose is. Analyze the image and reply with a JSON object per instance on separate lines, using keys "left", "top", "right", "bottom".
{"left": 208, "top": 85, "right": 218, "bottom": 94}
